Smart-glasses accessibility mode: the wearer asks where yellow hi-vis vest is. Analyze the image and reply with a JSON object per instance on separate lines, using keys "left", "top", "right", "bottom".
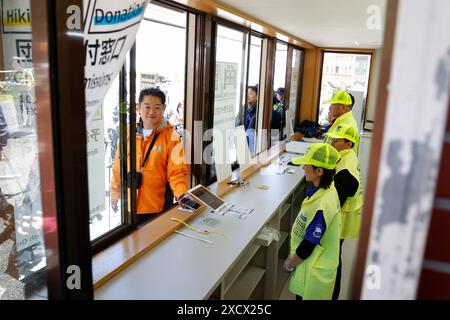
{"left": 324, "top": 111, "right": 359, "bottom": 154}
{"left": 336, "top": 149, "right": 363, "bottom": 239}
{"left": 289, "top": 184, "right": 341, "bottom": 300}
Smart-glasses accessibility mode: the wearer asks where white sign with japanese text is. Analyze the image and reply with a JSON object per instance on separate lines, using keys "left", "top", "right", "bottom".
{"left": 213, "top": 62, "right": 239, "bottom": 164}
{"left": 83, "top": 0, "right": 148, "bottom": 123}
{"left": 213, "top": 62, "right": 238, "bottom": 130}
{"left": 1, "top": 0, "right": 32, "bottom": 69}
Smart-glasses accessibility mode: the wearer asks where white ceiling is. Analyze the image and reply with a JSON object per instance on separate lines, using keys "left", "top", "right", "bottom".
{"left": 219, "top": 0, "right": 387, "bottom": 48}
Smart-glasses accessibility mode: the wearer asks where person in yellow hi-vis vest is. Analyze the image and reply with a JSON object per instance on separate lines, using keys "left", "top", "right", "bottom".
{"left": 322, "top": 90, "right": 359, "bottom": 154}
{"left": 324, "top": 123, "right": 363, "bottom": 300}
{"left": 284, "top": 143, "right": 341, "bottom": 300}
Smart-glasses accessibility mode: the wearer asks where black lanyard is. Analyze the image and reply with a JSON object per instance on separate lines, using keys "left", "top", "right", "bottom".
{"left": 141, "top": 132, "right": 159, "bottom": 169}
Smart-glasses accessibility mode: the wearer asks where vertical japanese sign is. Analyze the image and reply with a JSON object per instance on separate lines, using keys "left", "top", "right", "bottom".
{"left": 213, "top": 62, "right": 238, "bottom": 130}
{"left": 213, "top": 62, "right": 238, "bottom": 164}
{"left": 82, "top": 0, "right": 148, "bottom": 219}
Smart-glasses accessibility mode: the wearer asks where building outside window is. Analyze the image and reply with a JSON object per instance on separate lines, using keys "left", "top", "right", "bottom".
{"left": 318, "top": 52, "right": 372, "bottom": 126}
{"left": 136, "top": 4, "right": 187, "bottom": 138}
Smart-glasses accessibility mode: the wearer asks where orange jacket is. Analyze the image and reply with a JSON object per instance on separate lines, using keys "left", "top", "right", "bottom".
{"left": 110, "top": 120, "right": 189, "bottom": 214}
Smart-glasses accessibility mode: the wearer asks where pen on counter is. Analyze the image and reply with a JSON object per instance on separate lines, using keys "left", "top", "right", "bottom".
{"left": 174, "top": 230, "right": 214, "bottom": 244}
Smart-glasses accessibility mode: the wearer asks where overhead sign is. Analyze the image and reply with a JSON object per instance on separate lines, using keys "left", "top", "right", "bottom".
{"left": 87, "top": 1, "right": 145, "bottom": 33}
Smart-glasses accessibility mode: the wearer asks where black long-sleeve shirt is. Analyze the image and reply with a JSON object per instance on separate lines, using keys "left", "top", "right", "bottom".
{"left": 334, "top": 169, "right": 359, "bottom": 207}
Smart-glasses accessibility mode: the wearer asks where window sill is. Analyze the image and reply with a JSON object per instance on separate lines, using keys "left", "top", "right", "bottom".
{"left": 92, "top": 143, "right": 285, "bottom": 290}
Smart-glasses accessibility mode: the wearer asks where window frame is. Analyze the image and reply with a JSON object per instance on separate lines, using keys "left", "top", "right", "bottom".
{"left": 268, "top": 39, "right": 289, "bottom": 146}
{"left": 91, "top": 58, "right": 136, "bottom": 254}
{"left": 316, "top": 49, "right": 375, "bottom": 126}
{"left": 29, "top": 0, "right": 93, "bottom": 299}
{"left": 205, "top": 17, "right": 250, "bottom": 185}
{"left": 90, "top": 1, "right": 195, "bottom": 253}
{"left": 205, "top": 18, "right": 270, "bottom": 185}
{"left": 247, "top": 31, "right": 266, "bottom": 156}
{"left": 285, "top": 44, "right": 305, "bottom": 130}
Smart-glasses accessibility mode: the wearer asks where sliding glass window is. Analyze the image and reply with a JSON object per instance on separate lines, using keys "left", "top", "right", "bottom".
{"left": 246, "top": 35, "right": 263, "bottom": 156}
{"left": 287, "top": 48, "right": 303, "bottom": 130}
{"left": 89, "top": 3, "right": 188, "bottom": 244}
{"left": 270, "top": 42, "right": 288, "bottom": 144}
{"left": 136, "top": 4, "right": 187, "bottom": 138}
{"left": 211, "top": 24, "right": 248, "bottom": 182}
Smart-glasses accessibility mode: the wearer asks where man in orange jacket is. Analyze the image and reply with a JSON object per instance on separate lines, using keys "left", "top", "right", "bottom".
{"left": 110, "top": 88, "right": 189, "bottom": 225}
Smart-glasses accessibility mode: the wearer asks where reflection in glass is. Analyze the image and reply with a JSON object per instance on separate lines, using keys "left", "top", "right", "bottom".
{"left": 89, "top": 75, "right": 121, "bottom": 241}
{"left": 1, "top": 0, "right": 47, "bottom": 299}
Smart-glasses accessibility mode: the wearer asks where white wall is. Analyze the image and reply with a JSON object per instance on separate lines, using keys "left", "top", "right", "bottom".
{"left": 361, "top": 0, "right": 450, "bottom": 299}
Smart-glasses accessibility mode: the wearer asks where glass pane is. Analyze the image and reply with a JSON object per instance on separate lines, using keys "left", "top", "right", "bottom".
{"left": 136, "top": 4, "right": 187, "bottom": 139}
{"left": 318, "top": 52, "right": 372, "bottom": 126}
{"left": 271, "top": 42, "right": 287, "bottom": 144}
{"left": 0, "top": 0, "right": 47, "bottom": 299}
{"left": 89, "top": 74, "right": 121, "bottom": 241}
{"left": 212, "top": 25, "right": 247, "bottom": 174}
{"left": 248, "top": 36, "right": 262, "bottom": 86}
{"left": 288, "top": 49, "right": 302, "bottom": 129}
{"left": 245, "top": 35, "right": 262, "bottom": 156}
{"left": 134, "top": 4, "right": 187, "bottom": 209}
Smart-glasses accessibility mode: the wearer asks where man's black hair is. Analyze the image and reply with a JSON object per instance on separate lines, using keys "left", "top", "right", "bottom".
{"left": 276, "top": 87, "right": 285, "bottom": 95}
{"left": 347, "top": 92, "right": 355, "bottom": 108}
{"left": 138, "top": 87, "right": 166, "bottom": 105}
{"left": 248, "top": 85, "right": 258, "bottom": 95}
{"left": 345, "top": 139, "right": 355, "bottom": 148}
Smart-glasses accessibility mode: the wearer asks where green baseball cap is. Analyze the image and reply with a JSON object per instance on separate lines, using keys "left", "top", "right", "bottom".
{"left": 324, "top": 123, "right": 359, "bottom": 144}
{"left": 291, "top": 143, "right": 341, "bottom": 170}
{"left": 323, "top": 90, "right": 352, "bottom": 105}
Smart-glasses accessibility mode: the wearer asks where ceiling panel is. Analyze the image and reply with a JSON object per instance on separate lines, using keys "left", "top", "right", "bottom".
{"left": 219, "top": 0, "right": 387, "bottom": 48}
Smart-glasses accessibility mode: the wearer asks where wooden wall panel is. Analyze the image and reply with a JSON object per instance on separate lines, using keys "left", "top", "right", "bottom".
{"left": 299, "top": 48, "right": 322, "bottom": 123}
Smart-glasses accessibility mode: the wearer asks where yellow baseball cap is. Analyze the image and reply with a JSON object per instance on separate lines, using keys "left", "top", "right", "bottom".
{"left": 323, "top": 90, "right": 352, "bottom": 105}
{"left": 291, "top": 143, "right": 341, "bottom": 170}
{"left": 324, "top": 123, "right": 359, "bottom": 144}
